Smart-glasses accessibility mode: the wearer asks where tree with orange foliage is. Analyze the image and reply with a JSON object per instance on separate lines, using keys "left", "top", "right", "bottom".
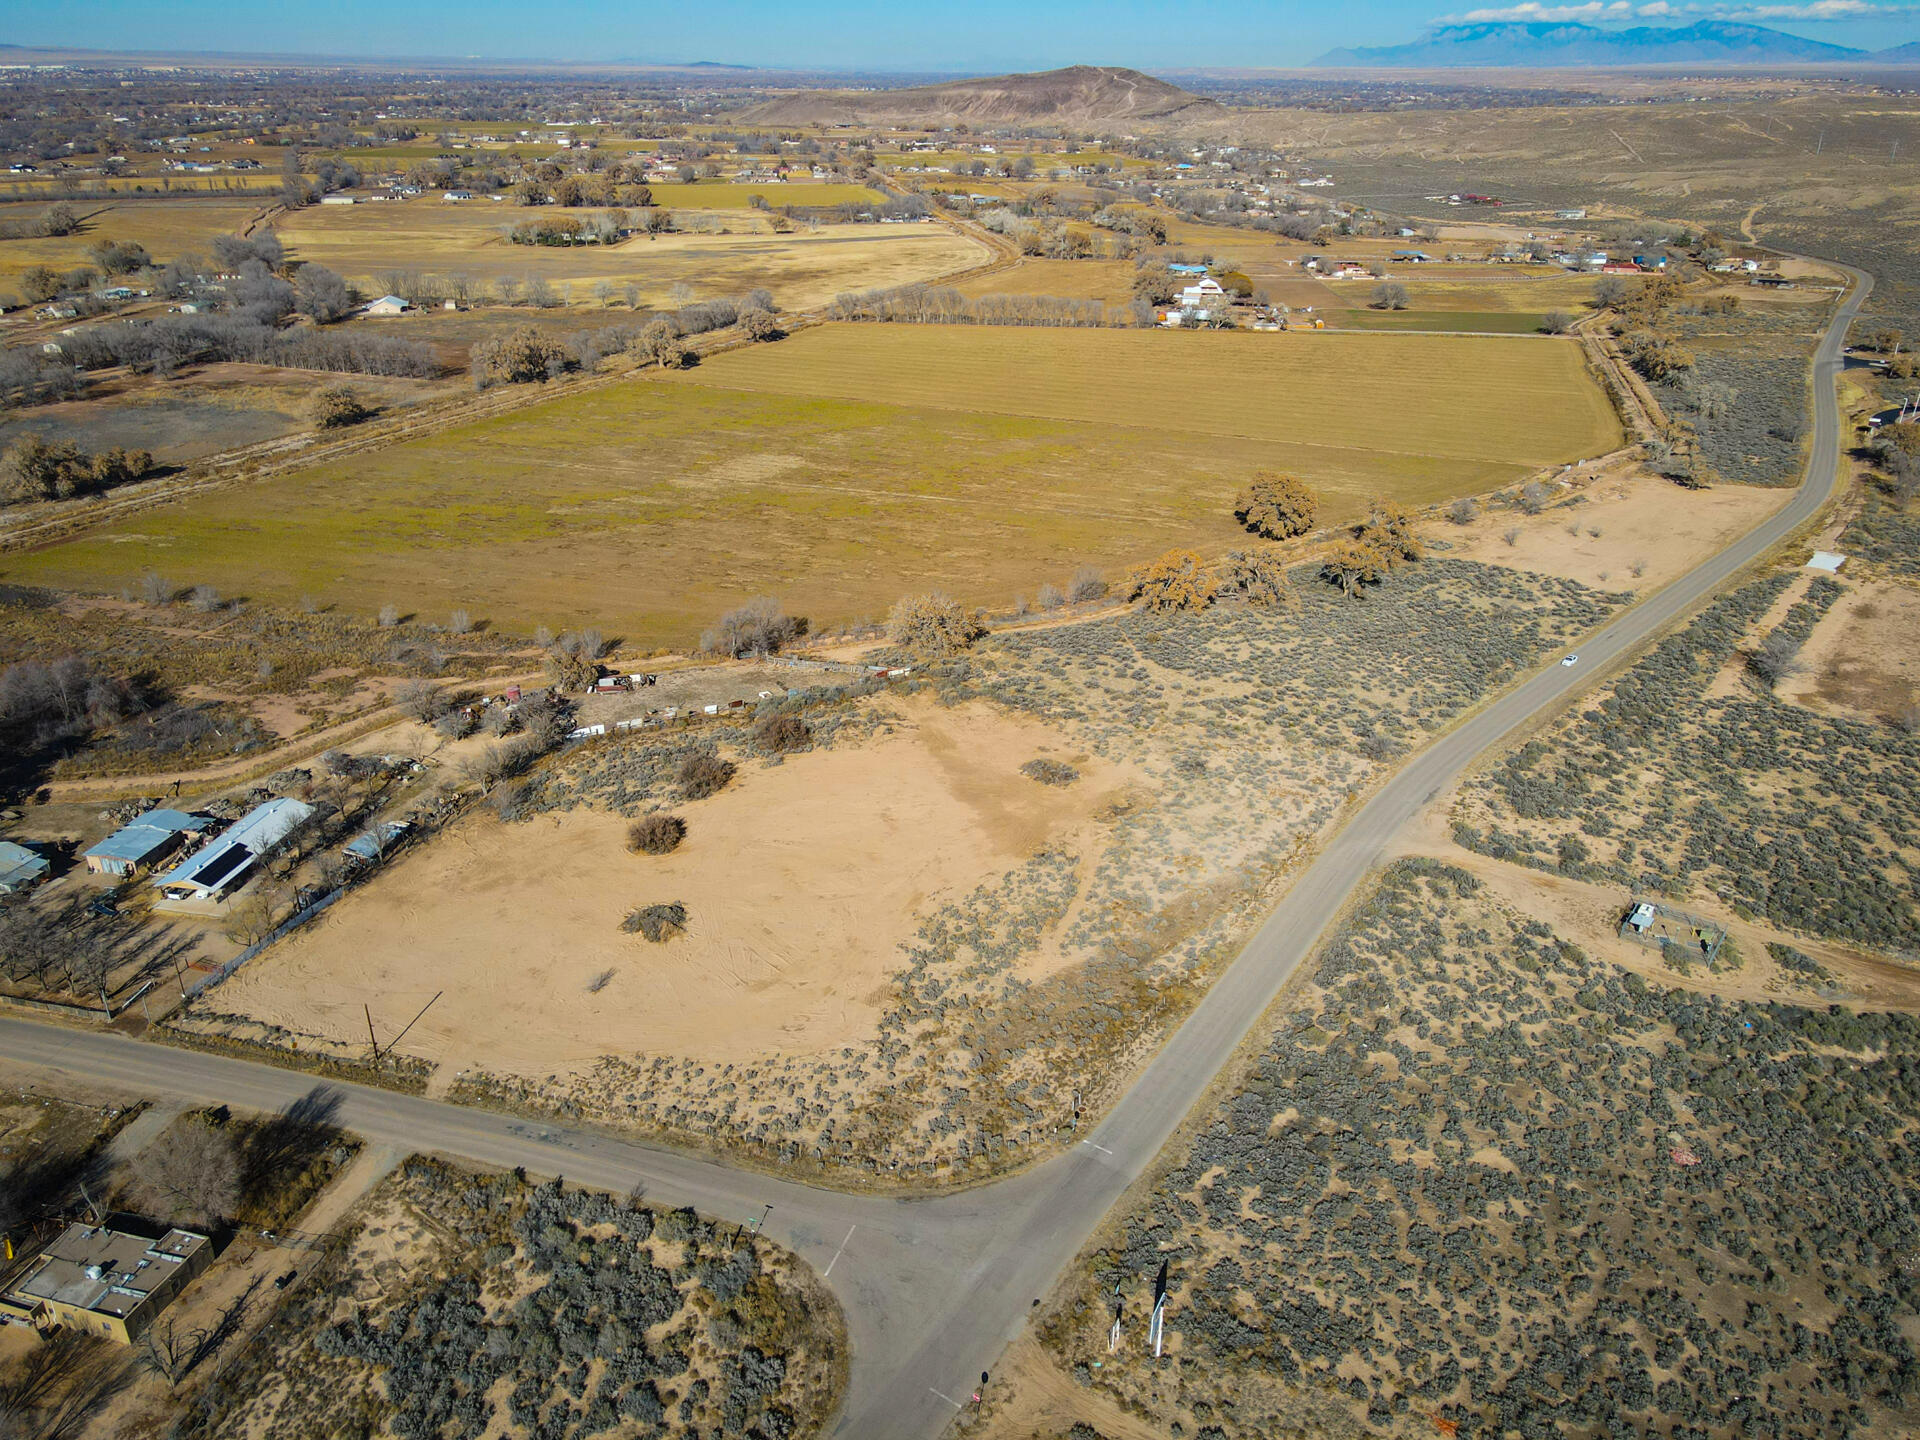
{"left": 1127, "top": 549, "right": 1214, "bottom": 612}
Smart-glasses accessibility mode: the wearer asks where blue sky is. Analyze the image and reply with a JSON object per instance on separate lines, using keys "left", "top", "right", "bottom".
{"left": 11, "top": 0, "right": 1920, "bottom": 67}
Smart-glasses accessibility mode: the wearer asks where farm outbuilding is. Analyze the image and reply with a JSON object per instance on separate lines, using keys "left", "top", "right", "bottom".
{"left": 83, "top": 808, "right": 217, "bottom": 878}
{"left": 152, "top": 797, "right": 315, "bottom": 903}
{"left": 365, "top": 294, "right": 411, "bottom": 317}
{"left": 0, "top": 841, "right": 49, "bottom": 893}
{"left": 343, "top": 820, "right": 412, "bottom": 867}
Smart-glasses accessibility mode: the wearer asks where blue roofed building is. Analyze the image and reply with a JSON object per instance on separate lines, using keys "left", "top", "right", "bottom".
{"left": 342, "top": 820, "right": 412, "bottom": 867}
{"left": 0, "top": 841, "right": 49, "bottom": 894}
{"left": 83, "top": 809, "right": 217, "bottom": 879}
{"left": 152, "top": 798, "right": 315, "bottom": 904}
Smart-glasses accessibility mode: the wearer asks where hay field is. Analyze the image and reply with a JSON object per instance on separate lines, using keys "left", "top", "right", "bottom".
{"left": 1326, "top": 310, "right": 1551, "bottom": 333}
{"left": 4, "top": 325, "right": 1619, "bottom": 642}
{"left": 952, "top": 258, "right": 1134, "bottom": 303}
{"left": 626, "top": 181, "right": 884, "bottom": 209}
{"left": 272, "top": 203, "right": 983, "bottom": 308}
{"left": 678, "top": 324, "right": 1622, "bottom": 466}
{"left": 0, "top": 196, "right": 267, "bottom": 289}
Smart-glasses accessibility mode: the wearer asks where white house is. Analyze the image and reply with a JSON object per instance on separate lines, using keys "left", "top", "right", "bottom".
{"left": 319, "top": 193, "right": 358, "bottom": 206}
{"left": 1163, "top": 277, "right": 1230, "bottom": 327}
{"left": 365, "top": 295, "right": 410, "bottom": 317}
{"left": 152, "top": 798, "right": 314, "bottom": 904}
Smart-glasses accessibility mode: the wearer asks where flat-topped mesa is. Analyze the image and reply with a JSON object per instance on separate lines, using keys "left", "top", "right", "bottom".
{"left": 739, "top": 64, "right": 1220, "bottom": 128}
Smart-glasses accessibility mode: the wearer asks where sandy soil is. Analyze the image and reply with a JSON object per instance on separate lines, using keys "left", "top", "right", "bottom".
{"left": 215, "top": 697, "right": 1131, "bottom": 1080}
{"left": 1442, "top": 470, "right": 1791, "bottom": 593}
{"left": 1784, "top": 576, "right": 1920, "bottom": 724}
{"left": 963, "top": 1335, "right": 1168, "bottom": 1440}
{"left": 1396, "top": 801, "right": 1920, "bottom": 1012}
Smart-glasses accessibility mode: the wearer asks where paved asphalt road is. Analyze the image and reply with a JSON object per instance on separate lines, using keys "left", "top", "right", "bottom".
{"left": 0, "top": 267, "right": 1867, "bottom": 1438}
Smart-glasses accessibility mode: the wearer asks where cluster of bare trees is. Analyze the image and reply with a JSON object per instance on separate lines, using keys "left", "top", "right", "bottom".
{"left": 0, "top": 654, "right": 142, "bottom": 757}
{"left": 700, "top": 596, "right": 806, "bottom": 658}
{"left": 57, "top": 313, "right": 437, "bottom": 379}
{"left": 0, "top": 350, "right": 85, "bottom": 411}
{"left": 0, "top": 893, "right": 192, "bottom": 1002}
{"left": 506, "top": 209, "right": 630, "bottom": 246}
{"left": 828, "top": 284, "right": 1124, "bottom": 328}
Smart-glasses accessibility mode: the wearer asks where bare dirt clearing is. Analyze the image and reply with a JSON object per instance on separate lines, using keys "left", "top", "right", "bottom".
{"left": 1441, "top": 470, "right": 1792, "bottom": 592}
{"left": 213, "top": 698, "right": 1130, "bottom": 1077}
{"left": 1784, "top": 576, "right": 1920, "bottom": 724}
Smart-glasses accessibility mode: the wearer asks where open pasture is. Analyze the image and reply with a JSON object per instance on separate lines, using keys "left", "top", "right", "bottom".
{"left": 678, "top": 323, "right": 1622, "bottom": 467}
{"left": 951, "top": 257, "right": 1134, "bottom": 303}
{"left": 272, "top": 201, "right": 980, "bottom": 308}
{"left": 3, "top": 323, "right": 1619, "bottom": 643}
{"left": 1324, "top": 309, "right": 1552, "bottom": 333}
{"left": 0, "top": 195, "right": 267, "bottom": 290}
{"left": 626, "top": 181, "right": 884, "bottom": 209}
{"left": 0, "top": 362, "right": 452, "bottom": 465}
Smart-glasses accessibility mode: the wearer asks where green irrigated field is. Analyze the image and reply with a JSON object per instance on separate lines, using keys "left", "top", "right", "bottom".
{"left": 4, "top": 325, "right": 1622, "bottom": 646}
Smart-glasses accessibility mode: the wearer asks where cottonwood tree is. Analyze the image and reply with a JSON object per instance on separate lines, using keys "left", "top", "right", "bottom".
{"left": 1127, "top": 549, "right": 1213, "bottom": 612}
{"left": 1320, "top": 538, "right": 1387, "bottom": 597}
{"left": 1355, "top": 497, "right": 1423, "bottom": 567}
{"left": 311, "top": 385, "right": 371, "bottom": 429}
{"left": 886, "top": 594, "right": 984, "bottom": 655}
{"left": 1370, "top": 281, "right": 1409, "bottom": 310}
{"left": 129, "top": 1118, "right": 240, "bottom": 1227}
{"left": 394, "top": 679, "right": 445, "bottom": 722}
{"left": 1748, "top": 629, "right": 1804, "bottom": 690}
{"left": 1234, "top": 471, "right": 1318, "bottom": 540}
{"left": 471, "top": 326, "right": 573, "bottom": 386}
{"left": 1217, "top": 549, "right": 1293, "bottom": 608}
{"left": 293, "top": 263, "right": 353, "bottom": 323}
{"left": 701, "top": 597, "right": 804, "bottom": 657}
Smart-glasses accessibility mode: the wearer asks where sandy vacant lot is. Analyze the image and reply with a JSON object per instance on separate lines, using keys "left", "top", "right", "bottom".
{"left": 216, "top": 698, "right": 1129, "bottom": 1079}
{"left": 1784, "top": 576, "right": 1920, "bottom": 724}
{"left": 1444, "top": 471, "right": 1791, "bottom": 592}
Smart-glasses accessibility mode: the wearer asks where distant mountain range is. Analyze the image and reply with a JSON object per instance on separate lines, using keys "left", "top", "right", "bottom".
{"left": 1311, "top": 20, "right": 1920, "bottom": 67}
{"left": 739, "top": 65, "right": 1219, "bottom": 126}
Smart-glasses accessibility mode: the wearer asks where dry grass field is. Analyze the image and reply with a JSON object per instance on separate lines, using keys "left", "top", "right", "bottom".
{"left": 952, "top": 257, "right": 1134, "bottom": 303}
{"left": 0, "top": 196, "right": 269, "bottom": 290}
{"left": 680, "top": 323, "right": 1622, "bottom": 466}
{"left": 2, "top": 323, "right": 1620, "bottom": 641}
{"left": 271, "top": 202, "right": 982, "bottom": 308}
{"left": 0, "top": 362, "right": 454, "bottom": 465}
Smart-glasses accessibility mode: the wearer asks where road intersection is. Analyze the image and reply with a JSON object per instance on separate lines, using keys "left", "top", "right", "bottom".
{"left": 0, "top": 265, "right": 1868, "bottom": 1439}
